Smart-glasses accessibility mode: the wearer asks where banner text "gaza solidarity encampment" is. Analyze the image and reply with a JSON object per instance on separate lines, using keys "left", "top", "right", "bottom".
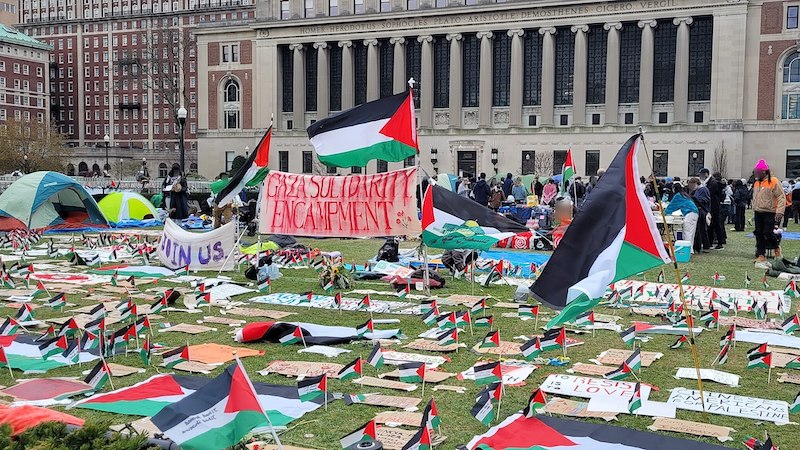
{"left": 259, "top": 168, "right": 421, "bottom": 238}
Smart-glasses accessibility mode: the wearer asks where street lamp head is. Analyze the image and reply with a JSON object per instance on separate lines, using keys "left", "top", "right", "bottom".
{"left": 104, "top": 134, "right": 110, "bottom": 143}
{"left": 177, "top": 106, "right": 187, "bottom": 121}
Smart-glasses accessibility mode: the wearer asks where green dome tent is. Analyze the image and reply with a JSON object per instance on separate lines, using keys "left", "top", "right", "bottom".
{"left": 98, "top": 191, "right": 158, "bottom": 222}
{"left": 0, "top": 171, "right": 108, "bottom": 231}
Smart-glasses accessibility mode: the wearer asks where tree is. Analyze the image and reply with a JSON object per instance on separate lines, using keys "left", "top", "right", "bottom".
{"left": 0, "top": 119, "right": 70, "bottom": 174}
{"left": 712, "top": 140, "right": 729, "bottom": 178}
{"left": 533, "top": 151, "right": 554, "bottom": 178}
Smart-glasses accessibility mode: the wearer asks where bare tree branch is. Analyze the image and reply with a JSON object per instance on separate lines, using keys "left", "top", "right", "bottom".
{"left": 533, "top": 151, "right": 554, "bottom": 178}
{"left": 712, "top": 140, "right": 729, "bottom": 178}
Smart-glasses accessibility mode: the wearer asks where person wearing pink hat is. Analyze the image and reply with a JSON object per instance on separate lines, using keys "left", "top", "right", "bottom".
{"left": 752, "top": 159, "right": 786, "bottom": 262}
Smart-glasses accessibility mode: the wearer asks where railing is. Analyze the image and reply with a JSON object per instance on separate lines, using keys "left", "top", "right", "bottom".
{"left": 0, "top": 176, "right": 213, "bottom": 194}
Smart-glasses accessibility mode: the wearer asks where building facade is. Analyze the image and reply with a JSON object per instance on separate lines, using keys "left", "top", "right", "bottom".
{"left": 17, "top": 0, "right": 256, "bottom": 177}
{"left": 194, "top": 0, "right": 800, "bottom": 181}
{"left": 0, "top": 24, "right": 51, "bottom": 131}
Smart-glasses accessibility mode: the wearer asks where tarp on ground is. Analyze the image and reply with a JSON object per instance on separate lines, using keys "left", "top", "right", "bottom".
{"left": 480, "top": 250, "right": 550, "bottom": 277}
{"left": 98, "top": 191, "right": 158, "bottom": 222}
{"left": 0, "top": 404, "right": 84, "bottom": 435}
{"left": 0, "top": 171, "right": 108, "bottom": 231}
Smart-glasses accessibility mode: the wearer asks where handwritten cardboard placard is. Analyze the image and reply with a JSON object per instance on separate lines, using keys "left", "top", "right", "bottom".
{"left": 569, "top": 363, "right": 615, "bottom": 376}
{"left": 544, "top": 397, "right": 617, "bottom": 421}
{"left": 460, "top": 360, "right": 536, "bottom": 387}
{"left": 771, "top": 352, "right": 799, "bottom": 368}
{"left": 359, "top": 394, "right": 421, "bottom": 410}
{"left": 259, "top": 360, "right": 344, "bottom": 379}
{"left": 403, "top": 339, "right": 459, "bottom": 353}
{"left": 667, "top": 388, "right": 790, "bottom": 424}
{"left": 374, "top": 411, "right": 424, "bottom": 426}
{"left": 719, "top": 316, "right": 781, "bottom": 330}
{"left": 376, "top": 426, "right": 418, "bottom": 450}
{"left": 166, "top": 361, "right": 215, "bottom": 374}
{"left": 159, "top": 323, "right": 215, "bottom": 335}
{"left": 648, "top": 417, "right": 735, "bottom": 442}
{"left": 778, "top": 372, "right": 800, "bottom": 385}
{"left": 432, "top": 385, "right": 466, "bottom": 394}
{"left": 540, "top": 374, "right": 649, "bottom": 400}
{"left": 381, "top": 369, "right": 455, "bottom": 383}
{"left": 597, "top": 349, "right": 662, "bottom": 367}
{"left": 354, "top": 376, "right": 417, "bottom": 392}
{"left": 471, "top": 340, "right": 522, "bottom": 355}
{"left": 106, "top": 363, "right": 146, "bottom": 377}
{"left": 223, "top": 307, "right": 295, "bottom": 319}
{"left": 674, "top": 368, "right": 739, "bottom": 387}
{"left": 630, "top": 307, "right": 666, "bottom": 317}
{"left": 201, "top": 316, "right": 245, "bottom": 325}
{"left": 382, "top": 351, "right": 448, "bottom": 368}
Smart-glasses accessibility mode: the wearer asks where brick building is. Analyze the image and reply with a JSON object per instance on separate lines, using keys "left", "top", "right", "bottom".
{"left": 0, "top": 24, "right": 50, "bottom": 131}
{"left": 17, "top": 0, "right": 256, "bottom": 177}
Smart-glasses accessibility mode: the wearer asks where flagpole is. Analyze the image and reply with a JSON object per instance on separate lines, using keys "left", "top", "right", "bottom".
{"left": 233, "top": 353, "right": 284, "bottom": 450}
{"left": 640, "top": 129, "right": 708, "bottom": 418}
{"left": 218, "top": 225, "right": 248, "bottom": 277}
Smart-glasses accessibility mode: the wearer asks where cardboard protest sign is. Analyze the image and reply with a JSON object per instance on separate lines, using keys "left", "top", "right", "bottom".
{"left": 201, "top": 316, "right": 245, "bottom": 325}
{"left": 667, "top": 388, "right": 790, "bottom": 424}
{"left": 778, "top": 372, "right": 800, "bottom": 384}
{"left": 459, "top": 360, "right": 536, "bottom": 387}
{"left": 157, "top": 219, "right": 236, "bottom": 271}
{"left": 349, "top": 394, "right": 421, "bottom": 410}
{"left": 544, "top": 397, "right": 618, "bottom": 421}
{"left": 597, "top": 349, "right": 662, "bottom": 367}
{"left": 648, "top": 417, "right": 735, "bottom": 442}
{"left": 354, "top": 376, "right": 417, "bottom": 392}
{"left": 259, "top": 360, "right": 345, "bottom": 378}
{"left": 159, "top": 323, "right": 215, "bottom": 335}
{"left": 259, "top": 168, "right": 421, "bottom": 238}
{"left": 568, "top": 363, "right": 615, "bottom": 376}
{"left": 106, "top": 363, "right": 146, "bottom": 377}
{"left": 374, "top": 411, "right": 424, "bottom": 426}
{"left": 404, "top": 339, "right": 459, "bottom": 353}
{"left": 674, "top": 368, "right": 739, "bottom": 387}
{"left": 382, "top": 351, "right": 448, "bottom": 368}
{"left": 222, "top": 307, "right": 295, "bottom": 319}
{"left": 381, "top": 369, "right": 455, "bottom": 383}
{"left": 376, "top": 426, "right": 418, "bottom": 450}
{"left": 540, "top": 374, "right": 650, "bottom": 400}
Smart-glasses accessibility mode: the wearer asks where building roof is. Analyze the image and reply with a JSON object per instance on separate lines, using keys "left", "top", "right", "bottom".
{"left": 0, "top": 24, "right": 51, "bottom": 51}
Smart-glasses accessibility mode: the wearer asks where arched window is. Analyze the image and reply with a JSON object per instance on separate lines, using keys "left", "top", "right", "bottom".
{"left": 78, "top": 162, "right": 88, "bottom": 174}
{"left": 91, "top": 163, "right": 100, "bottom": 173}
{"left": 222, "top": 78, "right": 241, "bottom": 129}
{"left": 159, "top": 163, "right": 168, "bottom": 178}
{"left": 189, "top": 163, "right": 198, "bottom": 173}
{"left": 782, "top": 52, "right": 800, "bottom": 119}
{"left": 66, "top": 163, "right": 75, "bottom": 176}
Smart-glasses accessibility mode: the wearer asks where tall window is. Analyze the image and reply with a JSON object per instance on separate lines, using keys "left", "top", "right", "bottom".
{"left": 279, "top": 151, "right": 289, "bottom": 172}
{"left": 586, "top": 25, "right": 608, "bottom": 104}
{"left": 379, "top": 39, "right": 393, "bottom": 98}
{"left": 224, "top": 79, "right": 240, "bottom": 102}
{"left": 789, "top": 6, "right": 799, "bottom": 29}
{"left": 351, "top": 166, "right": 362, "bottom": 174}
{"left": 354, "top": 43, "right": 367, "bottom": 105}
{"left": 493, "top": 32, "right": 511, "bottom": 107}
{"left": 329, "top": 0, "right": 338, "bottom": 16}
{"left": 462, "top": 34, "right": 480, "bottom": 107}
{"left": 554, "top": 28, "right": 575, "bottom": 105}
{"left": 689, "top": 17, "right": 713, "bottom": 102}
{"left": 354, "top": 0, "right": 364, "bottom": 14}
{"left": 223, "top": 78, "right": 240, "bottom": 129}
{"left": 330, "top": 44, "right": 342, "bottom": 111}
{"left": 225, "top": 151, "right": 235, "bottom": 171}
{"left": 553, "top": 150, "right": 567, "bottom": 176}
{"left": 302, "top": 151, "right": 313, "bottom": 173}
{"left": 404, "top": 155, "right": 416, "bottom": 167}
{"left": 280, "top": 0, "right": 289, "bottom": 19}
{"left": 653, "top": 150, "right": 668, "bottom": 177}
{"left": 306, "top": 49, "right": 317, "bottom": 111}
{"left": 688, "top": 149, "right": 704, "bottom": 177}
{"left": 435, "top": 0, "right": 446, "bottom": 6}
{"left": 521, "top": 151, "right": 535, "bottom": 175}
{"left": 433, "top": 36, "right": 449, "bottom": 108}
{"left": 788, "top": 150, "right": 800, "bottom": 177}
{"left": 585, "top": 150, "right": 600, "bottom": 176}
{"left": 523, "top": 30, "right": 542, "bottom": 106}
{"left": 407, "top": 0, "right": 418, "bottom": 10}
{"left": 377, "top": 160, "right": 388, "bottom": 173}
{"left": 304, "top": 0, "right": 314, "bottom": 17}
{"left": 406, "top": 38, "right": 422, "bottom": 107}
{"left": 782, "top": 51, "right": 800, "bottom": 119}
{"left": 653, "top": 20, "right": 677, "bottom": 102}
{"left": 380, "top": 0, "right": 390, "bottom": 11}
{"left": 281, "top": 45, "right": 293, "bottom": 112}
{"left": 619, "top": 24, "right": 641, "bottom": 103}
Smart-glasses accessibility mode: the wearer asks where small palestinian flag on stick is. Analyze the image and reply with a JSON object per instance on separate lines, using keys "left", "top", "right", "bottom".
{"left": 628, "top": 382, "right": 642, "bottom": 413}
{"left": 367, "top": 343, "right": 384, "bottom": 368}
{"left": 258, "top": 276, "right": 271, "bottom": 293}
{"left": 339, "top": 420, "right": 377, "bottom": 449}
{"left": 470, "top": 392, "right": 495, "bottom": 427}
{"left": 397, "top": 284, "right": 410, "bottom": 299}
{"left": 474, "top": 315, "right": 493, "bottom": 329}
{"left": 398, "top": 361, "right": 425, "bottom": 383}
{"left": 337, "top": 357, "right": 364, "bottom": 381}
{"left": 32, "top": 280, "right": 49, "bottom": 297}
{"left": 162, "top": 345, "right": 189, "bottom": 368}
{"left": 401, "top": 420, "right": 432, "bottom": 450}
{"left": 786, "top": 280, "right": 800, "bottom": 298}
{"left": 620, "top": 325, "right": 636, "bottom": 347}
{"left": 782, "top": 314, "right": 800, "bottom": 334}
{"left": 479, "top": 330, "right": 499, "bottom": 349}
{"left": 681, "top": 272, "right": 690, "bottom": 284}
{"left": 523, "top": 388, "right": 548, "bottom": 417}
{"left": 279, "top": 326, "right": 305, "bottom": 346}
{"left": 298, "top": 374, "right": 327, "bottom": 409}
{"left": 15, "top": 304, "right": 34, "bottom": 322}
{"left": 473, "top": 361, "right": 502, "bottom": 386}
{"left": 791, "top": 391, "right": 800, "bottom": 414}
{"left": 355, "top": 319, "right": 374, "bottom": 337}
{"left": 604, "top": 349, "right": 641, "bottom": 380}
{"left": 520, "top": 337, "right": 542, "bottom": 361}
{"left": 657, "top": 269, "right": 665, "bottom": 283}
{"left": 46, "top": 292, "right": 66, "bottom": 310}
{"left": 84, "top": 359, "right": 112, "bottom": 391}
{"left": 670, "top": 335, "right": 688, "bottom": 349}
{"left": 437, "top": 328, "right": 458, "bottom": 346}
{"left": 195, "top": 292, "right": 211, "bottom": 309}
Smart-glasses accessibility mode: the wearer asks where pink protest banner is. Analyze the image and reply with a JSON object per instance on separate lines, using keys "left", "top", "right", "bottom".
{"left": 259, "top": 168, "right": 421, "bottom": 238}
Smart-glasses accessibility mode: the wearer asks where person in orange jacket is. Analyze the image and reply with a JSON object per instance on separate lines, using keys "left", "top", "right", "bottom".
{"left": 752, "top": 159, "right": 786, "bottom": 262}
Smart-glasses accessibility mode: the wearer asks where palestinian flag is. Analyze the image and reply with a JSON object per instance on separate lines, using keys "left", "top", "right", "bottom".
{"left": 358, "top": 294, "right": 372, "bottom": 309}
{"left": 480, "top": 330, "right": 500, "bottom": 349}
{"left": 620, "top": 325, "right": 636, "bottom": 347}
{"left": 471, "top": 393, "right": 495, "bottom": 426}
{"left": 38, "top": 336, "right": 62, "bottom": 359}
{"left": 437, "top": 328, "right": 458, "bottom": 346}
{"left": 0, "top": 317, "right": 18, "bottom": 336}
{"left": 475, "top": 315, "right": 494, "bottom": 329}
{"left": 783, "top": 314, "right": 800, "bottom": 334}
{"left": 681, "top": 272, "right": 690, "bottom": 283}
{"left": 46, "top": 292, "right": 66, "bottom": 309}
{"left": 140, "top": 336, "right": 152, "bottom": 366}
{"left": 540, "top": 327, "right": 566, "bottom": 351}
{"left": 521, "top": 337, "right": 542, "bottom": 361}
{"left": 523, "top": 388, "right": 548, "bottom": 417}
{"left": 421, "top": 309, "right": 437, "bottom": 327}
{"left": 745, "top": 272, "right": 752, "bottom": 288}
{"left": 573, "top": 311, "right": 595, "bottom": 327}
{"left": 484, "top": 381, "right": 503, "bottom": 403}
{"left": 119, "top": 303, "right": 137, "bottom": 322}
{"left": 235, "top": 321, "right": 399, "bottom": 346}
{"left": 175, "top": 265, "right": 190, "bottom": 276}
{"left": 473, "top": 361, "right": 502, "bottom": 386}
{"left": 401, "top": 421, "right": 432, "bottom": 450}
{"left": 80, "top": 330, "right": 99, "bottom": 350}
{"left": 367, "top": 343, "right": 384, "bottom": 368}
{"left": 518, "top": 305, "right": 536, "bottom": 318}
{"left": 279, "top": 326, "right": 305, "bottom": 346}
{"left": 150, "top": 296, "right": 168, "bottom": 314}
{"left": 786, "top": 280, "right": 800, "bottom": 298}
{"left": 398, "top": 362, "right": 425, "bottom": 383}
{"left": 85, "top": 317, "right": 106, "bottom": 334}
{"left": 397, "top": 284, "right": 410, "bottom": 299}
{"left": 195, "top": 293, "right": 211, "bottom": 308}
{"left": 421, "top": 185, "right": 527, "bottom": 250}
{"left": 747, "top": 351, "right": 772, "bottom": 369}
{"left": 297, "top": 374, "right": 327, "bottom": 402}
{"left": 457, "top": 310, "right": 471, "bottom": 327}
{"left": 762, "top": 275, "right": 770, "bottom": 289}
{"left": 670, "top": 335, "right": 688, "bottom": 349}
{"left": 755, "top": 301, "right": 768, "bottom": 320}
{"left": 150, "top": 362, "right": 270, "bottom": 450}
{"left": 560, "top": 148, "right": 575, "bottom": 194}
{"left": 791, "top": 391, "right": 800, "bottom": 413}
{"left": 163, "top": 345, "right": 189, "bottom": 368}
{"left": 214, "top": 126, "right": 272, "bottom": 207}
{"left": 422, "top": 398, "right": 441, "bottom": 432}
{"left": 437, "top": 312, "right": 457, "bottom": 329}
{"left": 32, "top": 280, "right": 48, "bottom": 297}
{"left": 785, "top": 355, "right": 800, "bottom": 369}
{"left": 57, "top": 317, "right": 79, "bottom": 337}
{"left": 337, "top": 357, "right": 363, "bottom": 381}
{"left": 699, "top": 310, "right": 719, "bottom": 327}
{"left": 135, "top": 315, "right": 152, "bottom": 334}
{"left": 307, "top": 90, "right": 418, "bottom": 168}
{"left": 61, "top": 337, "right": 80, "bottom": 363}
{"left": 657, "top": 269, "right": 665, "bottom": 283}
{"left": 604, "top": 349, "right": 641, "bottom": 380}
{"left": 87, "top": 304, "right": 105, "bottom": 321}
{"left": 355, "top": 319, "right": 374, "bottom": 337}
{"left": 339, "top": 420, "right": 378, "bottom": 449}
{"left": 333, "top": 292, "right": 342, "bottom": 309}
{"left": 84, "top": 359, "right": 112, "bottom": 391}
{"left": 628, "top": 382, "right": 642, "bottom": 413}
{"left": 38, "top": 325, "right": 54, "bottom": 341}
{"left": 531, "top": 134, "right": 670, "bottom": 327}
{"left": 14, "top": 304, "right": 34, "bottom": 322}
{"left": 471, "top": 299, "right": 486, "bottom": 316}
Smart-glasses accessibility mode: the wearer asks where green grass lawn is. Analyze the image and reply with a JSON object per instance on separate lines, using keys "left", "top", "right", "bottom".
{"left": 8, "top": 219, "right": 800, "bottom": 449}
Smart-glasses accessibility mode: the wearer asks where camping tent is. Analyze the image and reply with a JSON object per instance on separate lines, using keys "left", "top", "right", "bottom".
{"left": 0, "top": 171, "right": 108, "bottom": 231}
{"left": 98, "top": 191, "right": 158, "bottom": 222}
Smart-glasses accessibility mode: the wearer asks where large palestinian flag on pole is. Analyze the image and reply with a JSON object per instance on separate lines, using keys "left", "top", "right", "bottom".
{"left": 213, "top": 126, "right": 271, "bottom": 206}
{"left": 421, "top": 185, "right": 528, "bottom": 250}
{"left": 307, "top": 90, "right": 418, "bottom": 167}
{"left": 467, "top": 414, "right": 731, "bottom": 450}
{"left": 531, "top": 134, "right": 670, "bottom": 327}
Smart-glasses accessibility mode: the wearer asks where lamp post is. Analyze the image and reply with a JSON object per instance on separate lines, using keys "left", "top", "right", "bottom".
{"left": 104, "top": 134, "right": 110, "bottom": 174}
{"left": 491, "top": 148, "right": 499, "bottom": 174}
{"left": 177, "top": 106, "right": 187, "bottom": 171}
{"left": 22, "top": 154, "right": 27, "bottom": 174}
{"left": 430, "top": 148, "right": 438, "bottom": 174}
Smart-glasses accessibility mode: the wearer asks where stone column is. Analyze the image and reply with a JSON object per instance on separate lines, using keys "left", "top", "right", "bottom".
{"left": 604, "top": 22, "right": 622, "bottom": 124}
{"left": 508, "top": 29, "right": 524, "bottom": 127}
{"left": 571, "top": 24, "right": 588, "bottom": 126}
{"left": 290, "top": 43, "right": 305, "bottom": 129}
{"left": 418, "top": 35, "right": 434, "bottom": 127}
{"left": 638, "top": 20, "right": 657, "bottom": 124}
{"left": 339, "top": 40, "right": 354, "bottom": 110}
{"left": 539, "top": 27, "right": 557, "bottom": 126}
{"left": 365, "top": 38, "right": 379, "bottom": 101}
{"left": 673, "top": 17, "right": 693, "bottom": 124}
{"left": 477, "top": 31, "right": 493, "bottom": 127}
{"left": 446, "top": 33, "right": 462, "bottom": 128}
{"left": 314, "top": 42, "right": 329, "bottom": 119}
{"left": 390, "top": 37, "right": 406, "bottom": 93}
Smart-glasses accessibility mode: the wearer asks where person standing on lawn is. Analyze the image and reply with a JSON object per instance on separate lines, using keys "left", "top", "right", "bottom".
{"left": 688, "top": 177, "right": 711, "bottom": 253}
{"left": 732, "top": 179, "right": 750, "bottom": 231}
{"left": 700, "top": 168, "right": 725, "bottom": 249}
{"left": 665, "top": 182, "right": 699, "bottom": 254}
{"left": 752, "top": 159, "right": 786, "bottom": 262}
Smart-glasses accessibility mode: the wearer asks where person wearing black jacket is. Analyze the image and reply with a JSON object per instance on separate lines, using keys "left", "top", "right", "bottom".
{"left": 689, "top": 177, "right": 711, "bottom": 253}
{"left": 700, "top": 168, "right": 725, "bottom": 249}
{"left": 792, "top": 180, "right": 800, "bottom": 224}
{"left": 472, "top": 173, "right": 491, "bottom": 206}
{"left": 732, "top": 179, "right": 750, "bottom": 231}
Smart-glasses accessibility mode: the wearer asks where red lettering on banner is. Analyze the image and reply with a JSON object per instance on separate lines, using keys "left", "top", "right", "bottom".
{"left": 259, "top": 168, "right": 421, "bottom": 238}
